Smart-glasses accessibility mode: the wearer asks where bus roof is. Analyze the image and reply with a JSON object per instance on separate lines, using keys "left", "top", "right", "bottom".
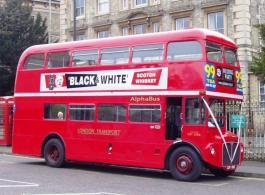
{"left": 21, "top": 28, "right": 237, "bottom": 55}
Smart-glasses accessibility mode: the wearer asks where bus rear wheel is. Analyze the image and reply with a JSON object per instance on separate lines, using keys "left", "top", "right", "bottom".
{"left": 209, "top": 168, "right": 235, "bottom": 177}
{"left": 169, "top": 147, "right": 202, "bottom": 182}
{"left": 44, "top": 138, "right": 65, "bottom": 168}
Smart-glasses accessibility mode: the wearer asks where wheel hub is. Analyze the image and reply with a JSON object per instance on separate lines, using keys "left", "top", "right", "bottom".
{"left": 176, "top": 155, "right": 193, "bottom": 175}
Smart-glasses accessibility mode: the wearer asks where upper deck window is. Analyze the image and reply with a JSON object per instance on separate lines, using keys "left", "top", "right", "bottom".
{"left": 167, "top": 41, "right": 202, "bottom": 61}
{"left": 132, "top": 44, "right": 164, "bottom": 63}
{"left": 72, "top": 49, "right": 98, "bottom": 66}
{"left": 101, "top": 47, "right": 129, "bottom": 65}
{"left": 224, "top": 47, "right": 237, "bottom": 66}
{"left": 24, "top": 54, "right": 45, "bottom": 69}
{"left": 206, "top": 42, "right": 222, "bottom": 62}
{"left": 47, "top": 52, "right": 70, "bottom": 68}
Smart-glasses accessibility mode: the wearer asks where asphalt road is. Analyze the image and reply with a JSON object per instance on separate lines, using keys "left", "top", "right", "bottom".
{"left": 1, "top": 154, "right": 265, "bottom": 195}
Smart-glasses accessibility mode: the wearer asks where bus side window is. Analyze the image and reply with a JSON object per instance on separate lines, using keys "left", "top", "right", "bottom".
{"left": 44, "top": 104, "right": 66, "bottom": 120}
{"left": 69, "top": 105, "right": 95, "bottom": 121}
{"left": 206, "top": 42, "right": 222, "bottom": 62}
{"left": 167, "top": 41, "right": 202, "bottom": 61}
{"left": 98, "top": 104, "right": 126, "bottom": 122}
{"left": 48, "top": 52, "right": 70, "bottom": 68}
{"left": 132, "top": 44, "right": 164, "bottom": 63}
{"left": 101, "top": 47, "right": 129, "bottom": 65}
{"left": 225, "top": 47, "right": 237, "bottom": 66}
{"left": 129, "top": 105, "right": 161, "bottom": 123}
{"left": 24, "top": 54, "right": 45, "bottom": 69}
{"left": 185, "top": 98, "right": 204, "bottom": 124}
{"left": 72, "top": 50, "right": 98, "bottom": 66}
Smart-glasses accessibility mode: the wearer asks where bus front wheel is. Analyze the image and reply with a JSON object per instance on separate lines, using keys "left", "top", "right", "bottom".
{"left": 169, "top": 147, "right": 202, "bottom": 182}
{"left": 44, "top": 138, "right": 65, "bottom": 168}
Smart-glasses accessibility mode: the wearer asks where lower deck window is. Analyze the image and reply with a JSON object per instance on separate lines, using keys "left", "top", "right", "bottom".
{"left": 44, "top": 104, "right": 66, "bottom": 120}
{"left": 129, "top": 105, "right": 161, "bottom": 122}
{"left": 98, "top": 104, "right": 126, "bottom": 122}
{"left": 70, "top": 105, "right": 95, "bottom": 121}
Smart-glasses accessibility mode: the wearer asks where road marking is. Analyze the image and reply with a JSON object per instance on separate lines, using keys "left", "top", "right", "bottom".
{"left": 23, "top": 192, "right": 125, "bottom": 195}
{"left": 0, "top": 161, "right": 15, "bottom": 164}
{"left": 1, "top": 154, "right": 44, "bottom": 161}
{"left": 181, "top": 181, "right": 229, "bottom": 187}
{"left": 238, "top": 177, "right": 265, "bottom": 181}
{"left": 0, "top": 179, "right": 39, "bottom": 188}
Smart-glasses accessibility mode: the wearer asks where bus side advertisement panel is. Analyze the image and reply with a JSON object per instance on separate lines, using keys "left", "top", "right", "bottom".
{"left": 40, "top": 68, "right": 168, "bottom": 92}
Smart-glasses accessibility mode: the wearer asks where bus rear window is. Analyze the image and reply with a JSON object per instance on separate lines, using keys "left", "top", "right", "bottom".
{"left": 129, "top": 105, "right": 161, "bottom": 123}
{"left": 24, "top": 54, "right": 45, "bottom": 69}
{"left": 72, "top": 50, "right": 98, "bottom": 66}
{"left": 98, "top": 104, "right": 126, "bottom": 122}
{"left": 101, "top": 47, "right": 129, "bottom": 65}
{"left": 70, "top": 105, "right": 95, "bottom": 121}
{"left": 225, "top": 47, "right": 237, "bottom": 66}
{"left": 206, "top": 42, "right": 222, "bottom": 62}
{"left": 132, "top": 44, "right": 164, "bottom": 63}
{"left": 47, "top": 52, "right": 70, "bottom": 68}
{"left": 167, "top": 41, "right": 202, "bottom": 61}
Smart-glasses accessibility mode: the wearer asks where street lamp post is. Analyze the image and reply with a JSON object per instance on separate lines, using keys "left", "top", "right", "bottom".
{"left": 74, "top": 0, "right": 76, "bottom": 41}
{"left": 48, "top": 0, "right": 51, "bottom": 43}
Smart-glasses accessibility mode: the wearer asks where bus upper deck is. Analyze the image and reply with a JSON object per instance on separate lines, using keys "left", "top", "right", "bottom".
{"left": 15, "top": 28, "right": 242, "bottom": 99}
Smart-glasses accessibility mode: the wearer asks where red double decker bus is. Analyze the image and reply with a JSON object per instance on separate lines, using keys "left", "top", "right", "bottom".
{"left": 12, "top": 28, "right": 244, "bottom": 181}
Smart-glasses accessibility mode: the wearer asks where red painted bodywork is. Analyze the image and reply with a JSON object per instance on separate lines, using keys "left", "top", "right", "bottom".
{"left": 0, "top": 96, "right": 14, "bottom": 146}
{"left": 12, "top": 28, "right": 244, "bottom": 170}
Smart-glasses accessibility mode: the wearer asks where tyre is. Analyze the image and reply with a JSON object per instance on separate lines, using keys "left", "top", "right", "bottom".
{"left": 44, "top": 138, "right": 65, "bottom": 168}
{"left": 169, "top": 147, "right": 202, "bottom": 182}
{"left": 209, "top": 168, "right": 235, "bottom": 177}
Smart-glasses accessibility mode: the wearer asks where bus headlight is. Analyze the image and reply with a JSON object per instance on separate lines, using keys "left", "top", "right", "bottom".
{"left": 210, "top": 147, "right": 215, "bottom": 155}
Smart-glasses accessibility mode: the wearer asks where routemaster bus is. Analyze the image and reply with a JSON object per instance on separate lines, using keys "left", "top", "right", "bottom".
{"left": 12, "top": 28, "right": 244, "bottom": 182}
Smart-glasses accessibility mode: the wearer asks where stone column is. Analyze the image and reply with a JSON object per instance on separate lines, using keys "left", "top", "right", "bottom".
{"left": 233, "top": 0, "right": 252, "bottom": 102}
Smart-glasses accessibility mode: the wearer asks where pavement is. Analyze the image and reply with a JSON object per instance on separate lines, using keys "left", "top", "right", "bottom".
{"left": 1, "top": 145, "right": 265, "bottom": 178}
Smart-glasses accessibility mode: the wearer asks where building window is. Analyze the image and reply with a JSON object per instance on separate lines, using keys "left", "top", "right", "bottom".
{"left": 208, "top": 12, "right": 224, "bottom": 34}
{"left": 153, "top": 22, "right": 159, "bottom": 33}
{"left": 175, "top": 17, "right": 189, "bottom": 30}
{"left": 260, "top": 82, "right": 265, "bottom": 102}
{"left": 98, "top": 0, "right": 109, "bottom": 14}
{"left": 122, "top": 27, "right": 128, "bottom": 36}
{"left": 76, "top": 0, "right": 84, "bottom": 17}
{"left": 76, "top": 35, "right": 84, "bottom": 41}
{"left": 152, "top": 0, "right": 160, "bottom": 4}
{"left": 134, "top": 24, "right": 146, "bottom": 34}
{"left": 98, "top": 30, "right": 109, "bottom": 38}
{"left": 122, "top": 0, "right": 128, "bottom": 9}
{"left": 135, "top": 0, "right": 146, "bottom": 6}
